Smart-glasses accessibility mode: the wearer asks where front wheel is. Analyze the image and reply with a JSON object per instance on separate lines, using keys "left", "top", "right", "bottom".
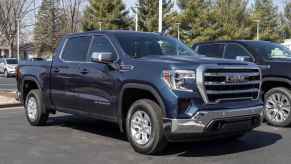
{"left": 25, "top": 89, "right": 49, "bottom": 126}
{"left": 264, "top": 87, "right": 291, "bottom": 127}
{"left": 126, "top": 99, "right": 168, "bottom": 155}
{"left": 4, "top": 69, "right": 8, "bottom": 78}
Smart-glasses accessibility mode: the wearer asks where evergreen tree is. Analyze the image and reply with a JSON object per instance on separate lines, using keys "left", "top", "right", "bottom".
{"left": 212, "top": 0, "right": 251, "bottom": 40}
{"left": 178, "top": 0, "right": 220, "bottom": 43}
{"left": 283, "top": 1, "right": 291, "bottom": 39}
{"left": 34, "top": 0, "right": 66, "bottom": 56}
{"left": 250, "top": 0, "right": 281, "bottom": 41}
{"left": 133, "top": 0, "right": 174, "bottom": 32}
{"left": 82, "top": 0, "right": 130, "bottom": 31}
{"left": 178, "top": 0, "right": 251, "bottom": 44}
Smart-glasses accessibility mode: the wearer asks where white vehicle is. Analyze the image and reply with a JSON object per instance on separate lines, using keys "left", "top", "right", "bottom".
{"left": 0, "top": 58, "right": 18, "bottom": 77}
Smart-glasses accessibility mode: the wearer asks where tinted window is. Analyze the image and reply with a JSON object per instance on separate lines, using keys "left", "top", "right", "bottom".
{"left": 89, "top": 36, "right": 117, "bottom": 59}
{"left": 224, "top": 44, "right": 252, "bottom": 60}
{"left": 62, "top": 36, "right": 91, "bottom": 62}
{"left": 247, "top": 42, "right": 291, "bottom": 60}
{"left": 197, "top": 44, "right": 224, "bottom": 58}
{"left": 115, "top": 33, "right": 197, "bottom": 58}
{"left": 6, "top": 59, "right": 18, "bottom": 64}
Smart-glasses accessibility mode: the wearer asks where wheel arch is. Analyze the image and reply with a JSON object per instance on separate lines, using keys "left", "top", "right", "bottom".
{"left": 118, "top": 83, "right": 166, "bottom": 132}
{"left": 21, "top": 76, "right": 42, "bottom": 103}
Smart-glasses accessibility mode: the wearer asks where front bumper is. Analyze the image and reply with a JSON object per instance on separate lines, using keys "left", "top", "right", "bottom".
{"left": 164, "top": 105, "right": 263, "bottom": 141}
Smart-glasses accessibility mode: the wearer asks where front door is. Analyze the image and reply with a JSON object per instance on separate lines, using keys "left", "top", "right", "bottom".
{"left": 76, "top": 35, "right": 118, "bottom": 119}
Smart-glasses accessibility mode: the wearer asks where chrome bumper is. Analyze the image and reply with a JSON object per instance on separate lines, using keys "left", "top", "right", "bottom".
{"left": 166, "top": 105, "right": 263, "bottom": 134}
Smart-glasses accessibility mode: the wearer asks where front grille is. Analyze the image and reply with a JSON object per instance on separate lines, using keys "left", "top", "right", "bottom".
{"left": 197, "top": 65, "right": 261, "bottom": 104}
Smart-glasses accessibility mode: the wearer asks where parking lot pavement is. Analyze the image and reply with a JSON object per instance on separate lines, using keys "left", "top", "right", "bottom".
{"left": 0, "top": 77, "right": 17, "bottom": 91}
{"left": 0, "top": 107, "right": 290, "bottom": 164}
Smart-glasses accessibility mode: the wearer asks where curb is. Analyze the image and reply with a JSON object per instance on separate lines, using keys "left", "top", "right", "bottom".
{"left": 0, "top": 103, "right": 22, "bottom": 109}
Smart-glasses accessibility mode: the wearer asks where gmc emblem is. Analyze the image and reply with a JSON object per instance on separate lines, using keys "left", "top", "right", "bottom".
{"left": 225, "top": 75, "right": 247, "bottom": 83}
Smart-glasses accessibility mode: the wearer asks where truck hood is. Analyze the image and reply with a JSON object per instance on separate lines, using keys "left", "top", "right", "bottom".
{"left": 139, "top": 55, "right": 249, "bottom": 66}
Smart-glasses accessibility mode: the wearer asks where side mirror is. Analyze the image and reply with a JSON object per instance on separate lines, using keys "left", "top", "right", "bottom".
{"left": 236, "top": 56, "right": 253, "bottom": 62}
{"left": 91, "top": 52, "right": 114, "bottom": 64}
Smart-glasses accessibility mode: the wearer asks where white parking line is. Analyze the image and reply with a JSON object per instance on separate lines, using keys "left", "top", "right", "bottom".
{"left": 0, "top": 84, "right": 15, "bottom": 86}
{"left": 0, "top": 106, "right": 23, "bottom": 111}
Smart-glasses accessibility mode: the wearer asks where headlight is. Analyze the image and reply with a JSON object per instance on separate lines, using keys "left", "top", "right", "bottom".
{"left": 162, "top": 70, "right": 196, "bottom": 92}
{"left": 7, "top": 65, "right": 15, "bottom": 70}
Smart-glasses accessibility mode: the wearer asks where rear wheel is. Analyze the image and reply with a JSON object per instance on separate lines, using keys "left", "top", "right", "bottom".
{"left": 126, "top": 99, "right": 167, "bottom": 155}
{"left": 264, "top": 87, "right": 291, "bottom": 127}
{"left": 25, "top": 89, "right": 49, "bottom": 126}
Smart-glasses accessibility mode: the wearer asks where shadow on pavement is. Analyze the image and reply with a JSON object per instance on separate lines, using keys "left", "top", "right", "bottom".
{"left": 163, "top": 130, "right": 282, "bottom": 157}
{"left": 46, "top": 115, "right": 282, "bottom": 156}
{"left": 46, "top": 114, "right": 127, "bottom": 141}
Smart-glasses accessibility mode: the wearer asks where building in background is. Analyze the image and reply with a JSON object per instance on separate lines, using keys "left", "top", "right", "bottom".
{"left": 0, "top": 36, "right": 11, "bottom": 58}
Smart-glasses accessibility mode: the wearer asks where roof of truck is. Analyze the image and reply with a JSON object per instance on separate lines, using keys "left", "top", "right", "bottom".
{"left": 65, "top": 30, "right": 161, "bottom": 38}
{"left": 192, "top": 40, "right": 272, "bottom": 46}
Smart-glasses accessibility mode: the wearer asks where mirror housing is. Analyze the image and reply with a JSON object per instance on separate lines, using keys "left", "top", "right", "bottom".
{"left": 236, "top": 56, "right": 253, "bottom": 62}
{"left": 91, "top": 52, "right": 114, "bottom": 64}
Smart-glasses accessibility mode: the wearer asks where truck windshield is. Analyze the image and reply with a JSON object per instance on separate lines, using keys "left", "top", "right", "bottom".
{"left": 6, "top": 59, "right": 18, "bottom": 64}
{"left": 248, "top": 42, "right": 291, "bottom": 60}
{"left": 115, "top": 33, "right": 197, "bottom": 58}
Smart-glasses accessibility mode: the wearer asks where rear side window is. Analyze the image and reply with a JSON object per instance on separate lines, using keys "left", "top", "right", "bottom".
{"left": 197, "top": 44, "right": 224, "bottom": 58}
{"left": 62, "top": 36, "right": 91, "bottom": 62}
{"left": 224, "top": 44, "right": 252, "bottom": 59}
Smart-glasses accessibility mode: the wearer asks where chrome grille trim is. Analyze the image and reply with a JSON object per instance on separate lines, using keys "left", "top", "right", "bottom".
{"left": 205, "top": 80, "right": 260, "bottom": 86}
{"left": 196, "top": 64, "right": 262, "bottom": 104}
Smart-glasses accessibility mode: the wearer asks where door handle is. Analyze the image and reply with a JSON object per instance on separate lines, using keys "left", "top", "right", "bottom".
{"left": 258, "top": 65, "right": 271, "bottom": 70}
{"left": 53, "top": 68, "right": 60, "bottom": 73}
{"left": 80, "top": 69, "right": 89, "bottom": 74}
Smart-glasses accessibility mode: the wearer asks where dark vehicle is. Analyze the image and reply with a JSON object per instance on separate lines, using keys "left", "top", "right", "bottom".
{"left": 16, "top": 31, "right": 263, "bottom": 155}
{"left": 193, "top": 40, "right": 291, "bottom": 127}
{"left": 28, "top": 57, "right": 45, "bottom": 61}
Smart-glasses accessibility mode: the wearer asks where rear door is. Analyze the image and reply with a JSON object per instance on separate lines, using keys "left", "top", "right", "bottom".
{"left": 196, "top": 43, "right": 225, "bottom": 58}
{"left": 76, "top": 35, "right": 118, "bottom": 119}
{"left": 50, "top": 36, "right": 92, "bottom": 111}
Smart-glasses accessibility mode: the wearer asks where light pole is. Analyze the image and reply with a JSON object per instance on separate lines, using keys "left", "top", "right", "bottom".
{"left": 17, "top": 18, "right": 20, "bottom": 62}
{"left": 158, "top": 0, "right": 163, "bottom": 32}
{"left": 176, "top": 23, "right": 181, "bottom": 40}
{"left": 98, "top": 21, "right": 102, "bottom": 31}
{"left": 255, "top": 20, "right": 260, "bottom": 40}
{"left": 134, "top": 5, "right": 140, "bottom": 31}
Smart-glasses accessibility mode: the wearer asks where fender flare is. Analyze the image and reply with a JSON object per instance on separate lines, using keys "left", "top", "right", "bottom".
{"left": 262, "top": 77, "right": 291, "bottom": 87}
{"left": 117, "top": 83, "right": 166, "bottom": 132}
{"left": 21, "top": 76, "right": 42, "bottom": 101}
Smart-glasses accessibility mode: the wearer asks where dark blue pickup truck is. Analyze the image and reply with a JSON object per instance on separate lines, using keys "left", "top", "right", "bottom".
{"left": 16, "top": 31, "right": 263, "bottom": 154}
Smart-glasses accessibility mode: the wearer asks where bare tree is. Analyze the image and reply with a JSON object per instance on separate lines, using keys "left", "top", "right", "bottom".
{"left": 0, "top": 0, "right": 35, "bottom": 57}
{"left": 59, "top": 0, "right": 84, "bottom": 33}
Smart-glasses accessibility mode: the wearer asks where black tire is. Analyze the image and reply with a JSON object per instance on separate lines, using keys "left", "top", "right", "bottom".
{"left": 4, "top": 69, "right": 8, "bottom": 78}
{"left": 126, "top": 99, "right": 168, "bottom": 155}
{"left": 24, "top": 89, "right": 49, "bottom": 126}
{"left": 264, "top": 87, "right": 291, "bottom": 127}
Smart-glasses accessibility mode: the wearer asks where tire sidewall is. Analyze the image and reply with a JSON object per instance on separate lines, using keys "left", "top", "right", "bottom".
{"left": 126, "top": 99, "right": 164, "bottom": 154}
{"left": 264, "top": 87, "right": 291, "bottom": 127}
{"left": 25, "top": 90, "right": 44, "bottom": 126}
{"left": 4, "top": 70, "right": 8, "bottom": 78}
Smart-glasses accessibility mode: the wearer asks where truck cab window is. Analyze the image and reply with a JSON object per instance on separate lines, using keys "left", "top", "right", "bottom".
{"left": 197, "top": 44, "right": 224, "bottom": 58}
{"left": 224, "top": 44, "right": 253, "bottom": 61}
{"left": 88, "top": 36, "right": 117, "bottom": 60}
{"left": 62, "top": 36, "right": 91, "bottom": 62}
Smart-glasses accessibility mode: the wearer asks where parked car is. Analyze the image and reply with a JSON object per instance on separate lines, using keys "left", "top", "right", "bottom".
{"left": 193, "top": 40, "right": 291, "bottom": 127}
{"left": 0, "top": 58, "right": 18, "bottom": 77}
{"left": 16, "top": 31, "right": 263, "bottom": 155}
